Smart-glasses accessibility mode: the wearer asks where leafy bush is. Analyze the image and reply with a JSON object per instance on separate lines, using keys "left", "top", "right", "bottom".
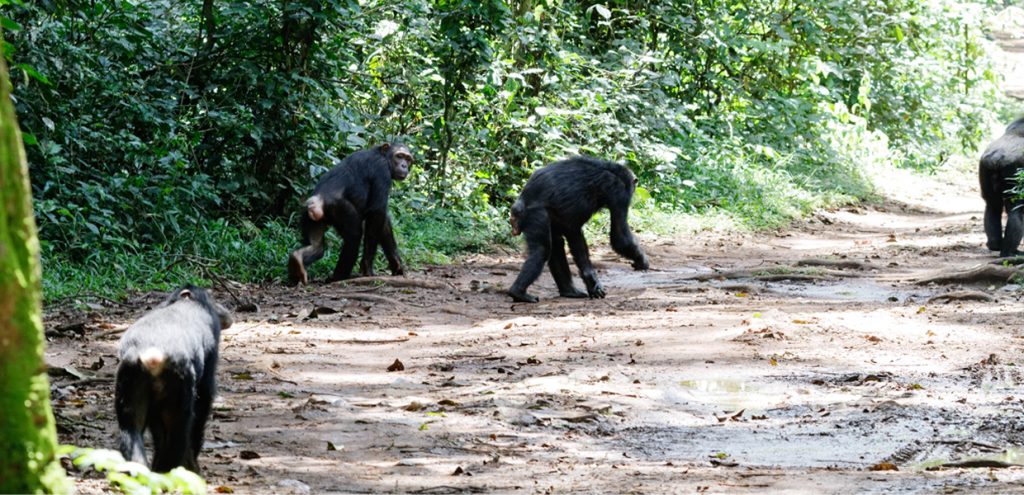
{"left": 4, "top": 0, "right": 1007, "bottom": 298}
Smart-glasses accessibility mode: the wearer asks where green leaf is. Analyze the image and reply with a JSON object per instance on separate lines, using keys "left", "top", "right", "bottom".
{"left": 0, "top": 16, "right": 20, "bottom": 31}
{"left": 14, "top": 63, "right": 51, "bottom": 85}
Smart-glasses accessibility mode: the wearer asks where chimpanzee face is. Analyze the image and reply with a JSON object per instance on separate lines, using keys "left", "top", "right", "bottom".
{"left": 382, "top": 143, "right": 413, "bottom": 181}
{"left": 509, "top": 211, "right": 521, "bottom": 236}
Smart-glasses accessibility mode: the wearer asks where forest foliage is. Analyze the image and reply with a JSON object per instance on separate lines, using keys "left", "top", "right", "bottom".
{"left": 3, "top": 0, "right": 1008, "bottom": 298}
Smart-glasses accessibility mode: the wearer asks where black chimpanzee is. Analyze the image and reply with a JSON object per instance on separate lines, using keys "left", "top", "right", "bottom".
{"left": 508, "top": 156, "right": 650, "bottom": 303}
{"left": 288, "top": 143, "right": 413, "bottom": 285}
{"left": 115, "top": 285, "right": 232, "bottom": 473}
{"left": 980, "top": 117, "right": 1024, "bottom": 258}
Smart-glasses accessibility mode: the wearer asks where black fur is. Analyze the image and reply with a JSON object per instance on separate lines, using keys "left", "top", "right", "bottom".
{"left": 508, "top": 156, "right": 649, "bottom": 303}
{"left": 115, "top": 285, "right": 232, "bottom": 473}
{"left": 288, "top": 143, "right": 412, "bottom": 284}
{"left": 980, "top": 118, "right": 1024, "bottom": 257}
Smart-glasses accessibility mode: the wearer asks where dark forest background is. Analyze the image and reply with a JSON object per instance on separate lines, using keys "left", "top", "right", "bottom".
{"left": 4, "top": 0, "right": 1010, "bottom": 299}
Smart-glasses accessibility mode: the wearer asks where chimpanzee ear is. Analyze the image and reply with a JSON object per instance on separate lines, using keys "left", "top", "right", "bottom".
{"left": 180, "top": 289, "right": 193, "bottom": 299}
{"left": 380, "top": 143, "right": 391, "bottom": 154}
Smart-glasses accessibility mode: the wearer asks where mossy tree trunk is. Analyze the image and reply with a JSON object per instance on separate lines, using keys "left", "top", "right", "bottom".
{"left": 0, "top": 49, "right": 72, "bottom": 492}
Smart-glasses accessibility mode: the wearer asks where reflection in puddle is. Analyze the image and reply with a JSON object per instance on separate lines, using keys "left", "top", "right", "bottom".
{"left": 673, "top": 379, "right": 777, "bottom": 413}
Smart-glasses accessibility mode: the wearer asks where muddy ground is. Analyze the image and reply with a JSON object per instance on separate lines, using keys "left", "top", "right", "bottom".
{"left": 44, "top": 159, "right": 1024, "bottom": 494}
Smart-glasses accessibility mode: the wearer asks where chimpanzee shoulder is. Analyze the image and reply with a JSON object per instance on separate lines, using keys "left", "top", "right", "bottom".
{"left": 981, "top": 117, "right": 1024, "bottom": 171}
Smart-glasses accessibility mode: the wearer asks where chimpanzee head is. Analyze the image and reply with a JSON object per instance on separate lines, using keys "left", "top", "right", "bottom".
{"left": 509, "top": 199, "right": 525, "bottom": 236}
{"left": 1008, "top": 117, "right": 1024, "bottom": 137}
{"left": 160, "top": 285, "right": 233, "bottom": 330}
{"left": 380, "top": 143, "right": 413, "bottom": 181}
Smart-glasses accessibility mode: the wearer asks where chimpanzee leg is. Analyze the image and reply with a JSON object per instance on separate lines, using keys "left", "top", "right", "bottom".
{"left": 548, "top": 226, "right": 586, "bottom": 298}
{"left": 1002, "top": 199, "right": 1024, "bottom": 257}
{"left": 609, "top": 207, "right": 649, "bottom": 270}
{"left": 115, "top": 363, "right": 150, "bottom": 465}
{"left": 981, "top": 168, "right": 1005, "bottom": 252}
{"left": 188, "top": 361, "right": 216, "bottom": 473}
{"left": 509, "top": 210, "right": 551, "bottom": 303}
{"left": 329, "top": 217, "right": 363, "bottom": 282}
{"left": 150, "top": 372, "right": 196, "bottom": 473}
{"left": 287, "top": 216, "right": 329, "bottom": 285}
{"left": 380, "top": 214, "right": 404, "bottom": 276}
{"left": 565, "top": 228, "right": 605, "bottom": 299}
{"left": 360, "top": 213, "right": 384, "bottom": 277}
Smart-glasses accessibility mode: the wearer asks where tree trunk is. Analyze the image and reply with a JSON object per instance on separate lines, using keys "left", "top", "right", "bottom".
{"left": 0, "top": 51, "right": 72, "bottom": 492}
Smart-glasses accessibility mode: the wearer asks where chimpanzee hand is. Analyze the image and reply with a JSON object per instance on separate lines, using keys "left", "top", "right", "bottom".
{"left": 585, "top": 279, "right": 606, "bottom": 299}
{"left": 632, "top": 254, "right": 650, "bottom": 271}
{"left": 391, "top": 265, "right": 404, "bottom": 276}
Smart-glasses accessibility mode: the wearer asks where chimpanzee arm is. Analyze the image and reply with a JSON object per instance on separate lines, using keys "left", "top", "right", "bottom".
{"left": 115, "top": 362, "right": 150, "bottom": 465}
{"left": 609, "top": 207, "right": 649, "bottom": 270}
{"left": 548, "top": 226, "right": 586, "bottom": 298}
{"left": 380, "top": 213, "right": 404, "bottom": 276}
{"left": 509, "top": 209, "right": 551, "bottom": 303}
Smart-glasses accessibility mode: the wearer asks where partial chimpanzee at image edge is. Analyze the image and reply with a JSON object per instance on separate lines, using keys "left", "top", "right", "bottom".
{"left": 115, "top": 285, "right": 232, "bottom": 473}
{"left": 288, "top": 143, "right": 413, "bottom": 285}
{"left": 508, "top": 156, "right": 650, "bottom": 303}
{"left": 980, "top": 117, "right": 1024, "bottom": 258}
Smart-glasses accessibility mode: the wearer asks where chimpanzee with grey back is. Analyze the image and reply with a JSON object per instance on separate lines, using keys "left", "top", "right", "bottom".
{"left": 508, "top": 156, "right": 650, "bottom": 303}
{"left": 288, "top": 143, "right": 413, "bottom": 284}
{"left": 115, "top": 285, "right": 232, "bottom": 473}
{"left": 980, "top": 117, "right": 1024, "bottom": 258}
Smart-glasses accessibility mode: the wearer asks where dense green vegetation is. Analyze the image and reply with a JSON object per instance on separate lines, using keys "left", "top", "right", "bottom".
{"left": 3, "top": 0, "right": 1008, "bottom": 300}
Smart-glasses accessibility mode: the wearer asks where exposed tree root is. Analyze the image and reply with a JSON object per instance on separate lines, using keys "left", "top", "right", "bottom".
{"left": 914, "top": 264, "right": 1023, "bottom": 285}
{"left": 341, "top": 276, "right": 454, "bottom": 290}
{"left": 991, "top": 256, "right": 1024, "bottom": 266}
{"left": 795, "top": 258, "right": 868, "bottom": 270}
{"left": 935, "top": 459, "right": 1024, "bottom": 469}
{"left": 688, "top": 266, "right": 861, "bottom": 282}
{"left": 927, "top": 291, "right": 995, "bottom": 304}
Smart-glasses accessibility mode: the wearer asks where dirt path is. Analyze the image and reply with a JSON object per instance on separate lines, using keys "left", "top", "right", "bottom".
{"left": 46, "top": 159, "right": 1024, "bottom": 494}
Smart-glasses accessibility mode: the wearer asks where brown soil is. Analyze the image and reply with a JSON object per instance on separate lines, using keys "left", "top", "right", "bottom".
{"left": 46, "top": 160, "right": 1024, "bottom": 494}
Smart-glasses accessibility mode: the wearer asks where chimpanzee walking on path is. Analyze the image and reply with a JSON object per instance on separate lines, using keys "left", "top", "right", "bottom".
{"left": 115, "top": 285, "right": 232, "bottom": 473}
{"left": 508, "top": 156, "right": 649, "bottom": 303}
{"left": 288, "top": 143, "right": 413, "bottom": 285}
{"left": 980, "top": 117, "right": 1024, "bottom": 258}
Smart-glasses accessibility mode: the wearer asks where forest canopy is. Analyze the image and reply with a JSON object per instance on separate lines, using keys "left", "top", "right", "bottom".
{"left": 4, "top": 0, "right": 1007, "bottom": 298}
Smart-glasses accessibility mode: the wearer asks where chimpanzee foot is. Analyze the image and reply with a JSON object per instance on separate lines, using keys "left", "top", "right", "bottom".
{"left": 287, "top": 253, "right": 308, "bottom": 286}
{"left": 987, "top": 241, "right": 1002, "bottom": 252}
{"left": 559, "top": 288, "right": 588, "bottom": 298}
{"left": 509, "top": 288, "right": 539, "bottom": 303}
{"left": 586, "top": 281, "right": 606, "bottom": 299}
{"left": 632, "top": 254, "right": 650, "bottom": 271}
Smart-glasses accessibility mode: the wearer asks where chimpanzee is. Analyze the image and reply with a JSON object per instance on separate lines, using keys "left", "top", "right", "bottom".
{"left": 288, "top": 143, "right": 413, "bottom": 285}
{"left": 115, "top": 285, "right": 232, "bottom": 473}
{"left": 980, "top": 117, "right": 1024, "bottom": 258}
{"left": 508, "top": 156, "right": 650, "bottom": 303}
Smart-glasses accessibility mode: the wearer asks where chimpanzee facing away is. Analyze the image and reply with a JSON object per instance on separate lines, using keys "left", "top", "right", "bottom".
{"left": 115, "top": 285, "right": 232, "bottom": 473}
{"left": 508, "top": 156, "right": 650, "bottom": 303}
{"left": 980, "top": 117, "right": 1024, "bottom": 258}
{"left": 288, "top": 143, "right": 413, "bottom": 285}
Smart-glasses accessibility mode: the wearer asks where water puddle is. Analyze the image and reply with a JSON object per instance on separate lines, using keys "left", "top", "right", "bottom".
{"left": 756, "top": 278, "right": 933, "bottom": 303}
